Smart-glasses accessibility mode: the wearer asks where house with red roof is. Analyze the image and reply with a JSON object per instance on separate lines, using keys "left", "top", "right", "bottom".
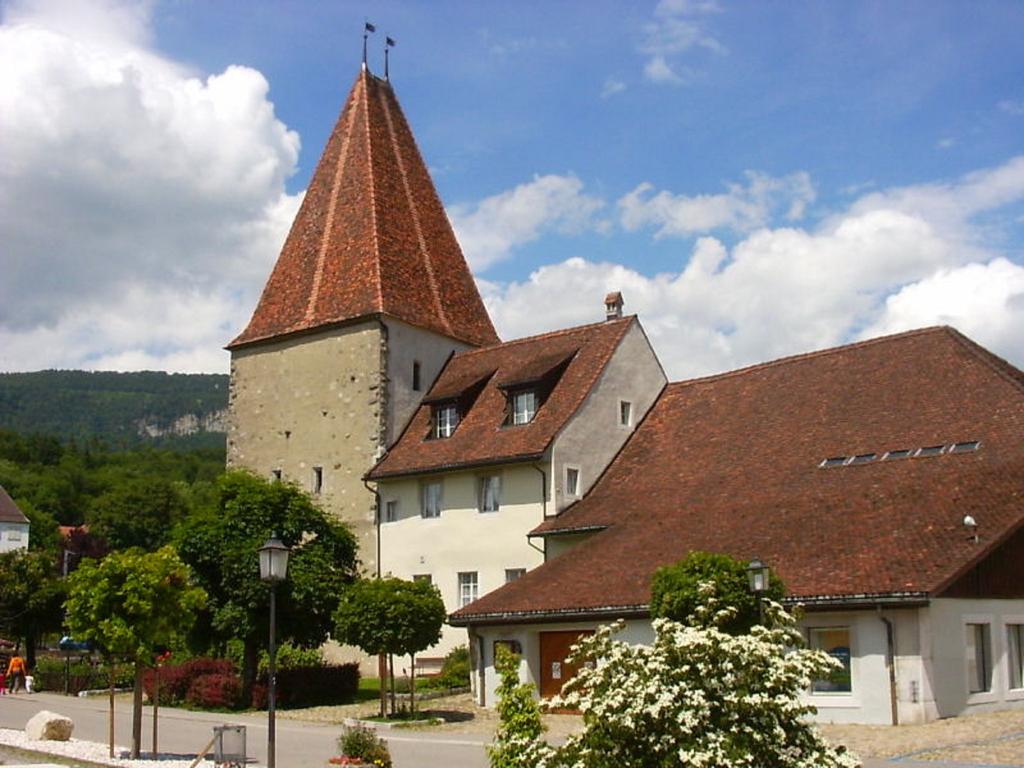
{"left": 367, "top": 304, "right": 666, "bottom": 658}
{"left": 232, "top": 62, "right": 1023, "bottom": 722}
{"left": 449, "top": 327, "right": 1024, "bottom": 724}
{"left": 0, "top": 485, "right": 30, "bottom": 553}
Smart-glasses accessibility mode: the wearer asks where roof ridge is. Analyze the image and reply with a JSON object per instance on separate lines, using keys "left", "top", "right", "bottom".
{"left": 363, "top": 71, "right": 384, "bottom": 313}
{"left": 667, "top": 325, "right": 950, "bottom": 391}
{"left": 377, "top": 81, "right": 451, "bottom": 334}
{"left": 456, "top": 316, "right": 636, "bottom": 359}
{"left": 941, "top": 326, "right": 1024, "bottom": 394}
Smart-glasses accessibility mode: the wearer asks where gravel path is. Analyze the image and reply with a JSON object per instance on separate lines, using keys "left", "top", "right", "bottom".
{"left": 0, "top": 730, "right": 209, "bottom": 768}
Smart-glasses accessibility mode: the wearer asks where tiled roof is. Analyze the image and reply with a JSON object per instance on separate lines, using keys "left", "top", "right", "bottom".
{"left": 367, "top": 317, "right": 636, "bottom": 479}
{"left": 0, "top": 485, "right": 29, "bottom": 524}
{"left": 453, "top": 326, "right": 1024, "bottom": 623}
{"left": 229, "top": 69, "right": 498, "bottom": 350}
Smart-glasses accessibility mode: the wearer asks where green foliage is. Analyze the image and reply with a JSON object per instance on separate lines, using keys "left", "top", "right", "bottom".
{"left": 334, "top": 577, "right": 446, "bottom": 659}
{"left": 431, "top": 645, "right": 470, "bottom": 689}
{"left": 649, "top": 551, "right": 785, "bottom": 635}
{"left": 488, "top": 645, "right": 551, "bottom": 768}
{"left": 0, "top": 370, "right": 228, "bottom": 450}
{"left": 16, "top": 499, "right": 61, "bottom": 554}
{"left": 0, "top": 427, "right": 224, "bottom": 530}
{"left": 174, "top": 470, "right": 358, "bottom": 693}
{"left": 87, "top": 479, "right": 191, "bottom": 551}
{"left": 31, "top": 656, "right": 134, "bottom": 694}
{"left": 338, "top": 726, "right": 392, "bottom": 768}
{"left": 64, "top": 546, "right": 207, "bottom": 662}
{"left": 0, "top": 549, "right": 67, "bottom": 665}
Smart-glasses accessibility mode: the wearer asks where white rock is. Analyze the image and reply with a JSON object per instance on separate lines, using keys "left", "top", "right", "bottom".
{"left": 25, "top": 711, "right": 74, "bottom": 741}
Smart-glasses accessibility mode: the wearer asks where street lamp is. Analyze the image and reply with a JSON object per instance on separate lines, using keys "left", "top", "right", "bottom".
{"left": 259, "top": 534, "right": 290, "bottom": 768}
{"left": 747, "top": 558, "right": 770, "bottom": 624}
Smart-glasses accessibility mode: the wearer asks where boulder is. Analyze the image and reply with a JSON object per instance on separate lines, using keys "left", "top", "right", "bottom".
{"left": 25, "top": 710, "right": 74, "bottom": 741}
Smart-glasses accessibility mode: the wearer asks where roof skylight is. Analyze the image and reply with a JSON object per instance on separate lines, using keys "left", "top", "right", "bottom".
{"left": 950, "top": 440, "right": 981, "bottom": 453}
{"left": 916, "top": 445, "right": 945, "bottom": 458}
{"left": 821, "top": 440, "right": 981, "bottom": 468}
{"left": 848, "top": 453, "right": 877, "bottom": 465}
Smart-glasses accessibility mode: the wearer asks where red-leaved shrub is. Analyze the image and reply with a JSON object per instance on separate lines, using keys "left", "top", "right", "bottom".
{"left": 251, "top": 663, "right": 360, "bottom": 709}
{"left": 143, "top": 658, "right": 237, "bottom": 705}
{"left": 186, "top": 673, "right": 244, "bottom": 710}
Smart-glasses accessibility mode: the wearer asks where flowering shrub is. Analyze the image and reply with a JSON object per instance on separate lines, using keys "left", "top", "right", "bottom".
{"left": 337, "top": 726, "right": 391, "bottom": 768}
{"left": 143, "top": 658, "right": 236, "bottom": 705}
{"left": 487, "top": 646, "right": 552, "bottom": 768}
{"left": 544, "top": 590, "right": 860, "bottom": 768}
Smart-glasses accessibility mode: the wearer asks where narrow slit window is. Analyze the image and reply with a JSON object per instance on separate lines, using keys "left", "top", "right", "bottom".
{"left": 412, "top": 361, "right": 422, "bottom": 392}
{"left": 619, "top": 400, "right": 633, "bottom": 427}
{"left": 565, "top": 467, "right": 580, "bottom": 497}
{"left": 312, "top": 466, "right": 323, "bottom": 495}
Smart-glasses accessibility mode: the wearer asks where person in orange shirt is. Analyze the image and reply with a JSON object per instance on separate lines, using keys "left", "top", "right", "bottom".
{"left": 6, "top": 653, "right": 27, "bottom": 694}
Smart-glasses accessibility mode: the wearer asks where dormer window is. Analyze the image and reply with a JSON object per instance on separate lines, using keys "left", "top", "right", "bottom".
{"left": 511, "top": 390, "right": 538, "bottom": 425}
{"left": 433, "top": 402, "right": 459, "bottom": 438}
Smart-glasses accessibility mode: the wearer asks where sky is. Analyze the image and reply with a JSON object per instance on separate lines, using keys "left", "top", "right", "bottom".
{"left": 1, "top": 0, "right": 1023, "bottom": 379}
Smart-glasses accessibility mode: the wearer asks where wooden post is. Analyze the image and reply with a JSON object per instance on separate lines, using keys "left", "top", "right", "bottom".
{"left": 108, "top": 664, "right": 115, "bottom": 758}
{"left": 152, "top": 664, "right": 159, "bottom": 756}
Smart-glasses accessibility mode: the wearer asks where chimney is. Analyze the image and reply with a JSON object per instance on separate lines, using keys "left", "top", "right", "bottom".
{"left": 604, "top": 291, "right": 624, "bottom": 321}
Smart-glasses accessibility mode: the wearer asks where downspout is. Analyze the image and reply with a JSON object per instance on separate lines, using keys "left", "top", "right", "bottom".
{"left": 878, "top": 610, "right": 899, "bottom": 725}
{"left": 363, "top": 478, "right": 381, "bottom": 578}
{"left": 529, "top": 463, "right": 548, "bottom": 558}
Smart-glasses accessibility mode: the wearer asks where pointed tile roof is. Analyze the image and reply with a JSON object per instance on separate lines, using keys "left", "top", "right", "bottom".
{"left": 229, "top": 69, "right": 499, "bottom": 350}
{"left": 0, "top": 485, "right": 29, "bottom": 524}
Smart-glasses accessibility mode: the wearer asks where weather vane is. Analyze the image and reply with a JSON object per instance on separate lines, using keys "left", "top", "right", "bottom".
{"left": 363, "top": 21, "right": 376, "bottom": 68}
{"left": 385, "top": 36, "right": 396, "bottom": 80}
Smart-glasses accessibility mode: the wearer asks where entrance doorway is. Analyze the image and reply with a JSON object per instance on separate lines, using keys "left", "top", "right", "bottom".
{"left": 539, "top": 630, "right": 593, "bottom": 698}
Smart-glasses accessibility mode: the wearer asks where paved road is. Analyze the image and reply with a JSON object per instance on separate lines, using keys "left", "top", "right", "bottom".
{"left": 1, "top": 692, "right": 1012, "bottom": 768}
{"left": 0, "top": 692, "right": 490, "bottom": 768}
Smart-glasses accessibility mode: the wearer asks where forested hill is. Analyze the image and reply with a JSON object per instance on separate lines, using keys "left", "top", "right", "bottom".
{"left": 0, "top": 370, "right": 228, "bottom": 451}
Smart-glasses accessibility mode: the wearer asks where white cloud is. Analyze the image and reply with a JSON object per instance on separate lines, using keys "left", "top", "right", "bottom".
{"left": 601, "top": 77, "right": 627, "bottom": 98}
{"left": 618, "top": 171, "right": 816, "bottom": 237}
{"left": 0, "top": 0, "right": 301, "bottom": 371}
{"left": 936, "top": 137, "right": 956, "bottom": 150}
{"left": 450, "top": 174, "right": 606, "bottom": 271}
{"left": 998, "top": 99, "right": 1024, "bottom": 116}
{"left": 483, "top": 156, "right": 1024, "bottom": 379}
{"left": 640, "top": 0, "right": 723, "bottom": 86}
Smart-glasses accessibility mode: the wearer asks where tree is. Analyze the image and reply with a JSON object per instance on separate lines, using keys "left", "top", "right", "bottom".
{"left": 0, "top": 549, "right": 66, "bottom": 667}
{"left": 87, "top": 478, "right": 189, "bottom": 551}
{"left": 544, "top": 590, "right": 859, "bottom": 768}
{"left": 334, "top": 577, "right": 446, "bottom": 716}
{"left": 65, "top": 547, "right": 206, "bottom": 759}
{"left": 649, "top": 551, "right": 785, "bottom": 635}
{"left": 174, "top": 470, "right": 358, "bottom": 702}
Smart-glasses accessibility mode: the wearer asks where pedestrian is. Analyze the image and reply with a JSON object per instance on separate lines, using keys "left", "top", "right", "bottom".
{"left": 6, "top": 652, "right": 27, "bottom": 694}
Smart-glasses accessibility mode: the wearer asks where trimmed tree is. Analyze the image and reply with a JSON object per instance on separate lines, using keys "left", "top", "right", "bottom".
{"left": 64, "top": 547, "right": 206, "bottom": 759}
{"left": 174, "top": 470, "right": 358, "bottom": 703}
{"left": 650, "top": 550, "right": 785, "bottom": 635}
{"left": 0, "top": 549, "right": 67, "bottom": 667}
{"left": 334, "top": 577, "right": 446, "bottom": 716}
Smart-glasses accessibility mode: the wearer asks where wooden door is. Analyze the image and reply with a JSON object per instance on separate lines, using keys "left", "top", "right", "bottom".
{"left": 539, "top": 630, "right": 593, "bottom": 698}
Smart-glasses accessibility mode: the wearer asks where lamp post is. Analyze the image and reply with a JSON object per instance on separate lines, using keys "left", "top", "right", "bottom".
{"left": 259, "top": 535, "right": 290, "bottom": 768}
{"left": 747, "top": 558, "right": 770, "bottom": 625}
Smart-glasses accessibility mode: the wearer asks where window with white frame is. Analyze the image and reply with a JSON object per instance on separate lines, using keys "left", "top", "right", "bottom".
{"left": 312, "top": 466, "right": 323, "bottom": 495}
{"left": 619, "top": 400, "right": 633, "bottom": 427}
{"left": 511, "top": 390, "right": 538, "bottom": 425}
{"left": 433, "top": 403, "right": 459, "bottom": 438}
{"left": 383, "top": 499, "right": 399, "bottom": 523}
{"left": 966, "top": 622, "right": 992, "bottom": 694}
{"left": 8, "top": 529, "right": 23, "bottom": 541}
{"left": 478, "top": 474, "right": 501, "bottom": 513}
{"left": 808, "top": 627, "right": 852, "bottom": 693}
{"left": 505, "top": 568, "right": 526, "bottom": 583}
{"left": 565, "top": 466, "right": 580, "bottom": 497}
{"left": 458, "top": 572, "right": 478, "bottom": 607}
{"left": 1007, "top": 624, "right": 1024, "bottom": 690}
{"left": 421, "top": 481, "right": 443, "bottom": 518}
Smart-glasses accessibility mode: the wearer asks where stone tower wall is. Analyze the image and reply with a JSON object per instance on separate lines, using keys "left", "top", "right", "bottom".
{"left": 228, "top": 321, "right": 386, "bottom": 575}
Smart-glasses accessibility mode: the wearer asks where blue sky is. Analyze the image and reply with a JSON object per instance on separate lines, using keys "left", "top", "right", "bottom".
{"left": 1, "top": 0, "right": 1023, "bottom": 377}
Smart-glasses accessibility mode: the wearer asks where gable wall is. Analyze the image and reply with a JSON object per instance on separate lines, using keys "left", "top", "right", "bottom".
{"left": 941, "top": 525, "right": 1024, "bottom": 599}
{"left": 550, "top": 322, "right": 665, "bottom": 512}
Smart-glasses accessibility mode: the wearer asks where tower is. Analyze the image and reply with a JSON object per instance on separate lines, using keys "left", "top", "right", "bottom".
{"left": 227, "top": 68, "right": 498, "bottom": 574}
